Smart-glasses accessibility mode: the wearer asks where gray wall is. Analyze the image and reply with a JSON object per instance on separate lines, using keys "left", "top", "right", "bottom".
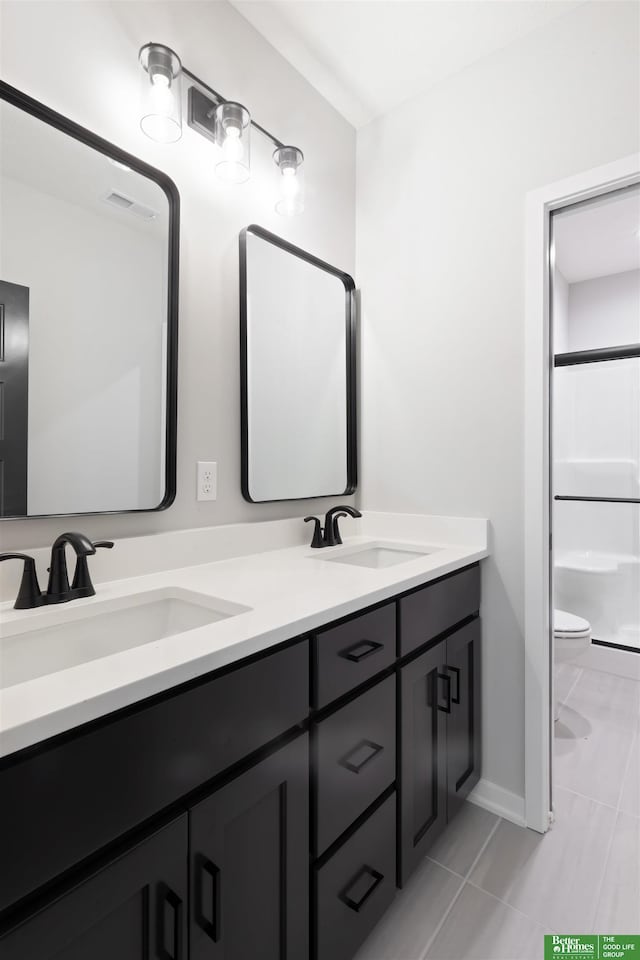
{"left": 356, "top": 1, "right": 640, "bottom": 802}
{"left": 0, "top": 0, "right": 356, "bottom": 550}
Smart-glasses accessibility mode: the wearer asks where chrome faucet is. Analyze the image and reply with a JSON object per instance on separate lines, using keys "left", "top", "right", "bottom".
{"left": 304, "top": 505, "right": 362, "bottom": 548}
{"left": 0, "top": 532, "right": 113, "bottom": 609}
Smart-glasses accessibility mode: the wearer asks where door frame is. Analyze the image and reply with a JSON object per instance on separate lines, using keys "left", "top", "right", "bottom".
{"left": 523, "top": 153, "right": 640, "bottom": 834}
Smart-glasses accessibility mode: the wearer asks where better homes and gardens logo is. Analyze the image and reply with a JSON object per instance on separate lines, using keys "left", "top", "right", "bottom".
{"left": 544, "top": 936, "right": 640, "bottom": 960}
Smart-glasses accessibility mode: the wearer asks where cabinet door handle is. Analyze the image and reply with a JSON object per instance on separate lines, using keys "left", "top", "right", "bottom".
{"left": 437, "top": 672, "right": 452, "bottom": 714}
{"left": 158, "top": 885, "right": 183, "bottom": 960}
{"left": 339, "top": 739, "right": 384, "bottom": 774}
{"left": 339, "top": 865, "right": 384, "bottom": 912}
{"left": 447, "top": 665, "right": 461, "bottom": 704}
{"left": 339, "top": 639, "right": 384, "bottom": 663}
{"left": 196, "top": 856, "right": 221, "bottom": 943}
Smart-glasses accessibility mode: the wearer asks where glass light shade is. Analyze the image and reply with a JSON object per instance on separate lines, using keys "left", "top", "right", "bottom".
{"left": 139, "top": 43, "right": 182, "bottom": 143}
{"left": 273, "top": 146, "right": 304, "bottom": 216}
{"left": 215, "top": 102, "right": 251, "bottom": 184}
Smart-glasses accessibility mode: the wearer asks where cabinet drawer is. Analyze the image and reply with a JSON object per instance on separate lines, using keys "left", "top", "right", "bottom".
{"left": 316, "top": 794, "right": 396, "bottom": 960}
{"left": 399, "top": 565, "right": 480, "bottom": 655}
{"left": 313, "top": 603, "right": 396, "bottom": 708}
{"left": 0, "top": 640, "right": 308, "bottom": 913}
{"left": 315, "top": 675, "right": 395, "bottom": 854}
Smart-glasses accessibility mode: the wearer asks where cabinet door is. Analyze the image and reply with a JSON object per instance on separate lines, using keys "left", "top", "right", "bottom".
{"left": 445, "top": 618, "right": 481, "bottom": 820}
{"left": 190, "top": 734, "right": 309, "bottom": 960}
{"left": 0, "top": 816, "right": 188, "bottom": 960}
{"left": 398, "top": 639, "right": 448, "bottom": 886}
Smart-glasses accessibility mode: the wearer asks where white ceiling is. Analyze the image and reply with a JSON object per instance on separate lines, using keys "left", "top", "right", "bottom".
{"left": 231, "top": 0, "right": 581, "bottom": 128}
{"left": 553, "top": 187, "right": 640, "bottom": 284}
{"left": 0, "top": 100, "right": 167, "bottom": 237}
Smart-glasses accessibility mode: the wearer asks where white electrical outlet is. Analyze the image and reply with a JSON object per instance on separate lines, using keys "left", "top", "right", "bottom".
{"left": 197, "top": 461, "right": 217, "bottom": 501}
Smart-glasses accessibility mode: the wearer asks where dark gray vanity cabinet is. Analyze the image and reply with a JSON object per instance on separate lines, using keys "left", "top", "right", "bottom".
{"left": 0, "top": 562, "right": 483, "bottom": 960}
{"left": 398, "top": 639, "right": 449, "bottom": 885}
{"left": 310, "top": 605, "right": 398, "bottom": 960}
{"left": 312, "top": 603, "right": 396, "bottom": 709}
{"left": 398, "top": 608, "right": 481, "bottom": 886}
{"left": 190, "top": 733, "right": 309, "bottom": 960}
{"left": 399, "top": 564, "right": 480, "bottom": 656}
{"left": 0, "top": 816, "right": 188, "bottom": 960}
{"left": 445, "top": 619, "right": 482, "bottom": 820}
{"left": 315, "top": 794, "right": 396, "bottom": 960}
{"left": 314, "top": 674, "right": 396, "bottom": 855}
{"left": 0, "top": 640, "right": 308, "bottom": 914}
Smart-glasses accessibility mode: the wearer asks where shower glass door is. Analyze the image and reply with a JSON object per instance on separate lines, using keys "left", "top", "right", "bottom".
{"left": 551, "top": 185, "right": 640, "bottom": 653}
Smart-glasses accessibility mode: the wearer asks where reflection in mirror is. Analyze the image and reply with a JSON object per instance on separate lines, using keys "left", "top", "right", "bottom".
{"left": 0, "top": 84, "right": 178, "bottom": 518}
{"left": 240, "top": 226, "right": 356, "bottom": 503}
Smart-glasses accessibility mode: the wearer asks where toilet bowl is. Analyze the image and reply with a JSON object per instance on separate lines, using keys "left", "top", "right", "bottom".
{"left": 554, "top": 608, "right": 592, "bottom": 662}
{"left": 553, "top": 608, "right": 591, "bottom": 720}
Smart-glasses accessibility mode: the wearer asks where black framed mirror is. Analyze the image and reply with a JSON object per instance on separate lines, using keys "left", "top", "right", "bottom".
{"left": 240, "top": 225, "right": 357, "bottom": 503}
{"left": 0, "top": 80, "right": 179, "bottom": 519}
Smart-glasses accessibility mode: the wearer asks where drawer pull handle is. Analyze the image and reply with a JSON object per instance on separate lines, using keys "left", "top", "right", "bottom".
{"left": 447, "top": 665, "right": 461, "bottom": 704}
{"left": 339, "top": 739, "right": 384, "bottom": 774}
{"left": 339, "top": 865, "right": 384, "bottom": 912}
{"left": 196, "top": 856, "right": 221, "bottom": 943}
{"left": 339, "top": 639, "right": 384, "bottom": 663}
{"left": 158, "top": 884, "right": 183, "bottom": 960}
{"left": 437, "top": 672, "right": 452, "bottom": 714}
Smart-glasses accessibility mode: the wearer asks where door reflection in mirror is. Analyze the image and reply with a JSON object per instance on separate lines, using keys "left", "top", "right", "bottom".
{"left": 0, "top": 86, "right": 178, "bottom": 518}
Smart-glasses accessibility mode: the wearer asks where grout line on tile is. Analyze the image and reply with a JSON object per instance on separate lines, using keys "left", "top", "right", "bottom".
{"left": 424, "top": 855, "right": 465, "bottom": 880}
{"left": 560, "top": 666, "right": 583, "bottom": 708}
{"left": 614, "top": 722, "right": 638, "bottom": 813}
{"left": 419, "top": 817, "right": 502, "bottom": 960}
{"left": 461, "top": 816, "right": 501, "bottom": 882}
{"left": 464, "top": 877, "right": 557, "bottom": 931}
{"left": 555, "top": 677, "right": 638, "bottom": 934}
{"left": 588, "top": 805, "right": 620, "bottom": 935}
{"left": 552, "top": 783, "right": 618, "bottom": 813}
{"left": 417, "top": 876, "right": 466, "bottom": 960}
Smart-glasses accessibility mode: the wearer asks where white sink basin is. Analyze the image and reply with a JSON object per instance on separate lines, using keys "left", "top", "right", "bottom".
{"left": 325, "top": 543, "right": 440, "bottom": 569}
{"left": 0, "top": 588, "right": 249, "bottom": 690}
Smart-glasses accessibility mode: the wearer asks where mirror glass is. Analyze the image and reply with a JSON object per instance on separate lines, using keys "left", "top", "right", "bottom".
{"left": 0, "top": 88, "right": 177, "bottom": 518}
{"left": 240, "top": 226, "right": 356, "bottom": 502}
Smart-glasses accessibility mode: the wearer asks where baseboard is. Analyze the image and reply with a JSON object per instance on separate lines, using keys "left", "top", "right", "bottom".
{"left": 468, "top": 777, "right": 526, "bottom": 828}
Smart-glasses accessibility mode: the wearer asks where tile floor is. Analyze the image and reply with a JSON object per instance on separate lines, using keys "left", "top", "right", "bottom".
{"left": 354, "top": 663, "right": 640, "bottom": 960}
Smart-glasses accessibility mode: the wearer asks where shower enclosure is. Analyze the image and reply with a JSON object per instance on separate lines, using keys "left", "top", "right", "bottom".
{"left": 552, "top": 185, "right": 640, "bottom": 653}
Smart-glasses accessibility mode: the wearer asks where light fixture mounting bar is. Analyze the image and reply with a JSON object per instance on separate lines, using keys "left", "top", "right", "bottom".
{"left": 183, "top": 66, "right": 284, "bottom": 150}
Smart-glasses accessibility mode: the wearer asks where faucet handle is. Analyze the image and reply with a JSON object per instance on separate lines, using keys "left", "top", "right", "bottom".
{"left": 71, "top": 540, "right": 114, "bottom": 596}
{"left": 0, "top": 553, "right": 45, "bottom": 610}
{"left": 304, "top": 516, "right": 324, "bottom": 549}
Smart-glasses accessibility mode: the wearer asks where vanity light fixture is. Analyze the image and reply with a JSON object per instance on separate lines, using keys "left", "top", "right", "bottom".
{"left": 274, "top": 146, "right": 305, "bottom": 216}
{"left": 139, "top": 43, "right": 183, "bottom": 143}
{"left": 215, "top": 101, "right": 251, "bottom": 184}
{"left": 138, "top": 42, "right": 305, "bottom": 212}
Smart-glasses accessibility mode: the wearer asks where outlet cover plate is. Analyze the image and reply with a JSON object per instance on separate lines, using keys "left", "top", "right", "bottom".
{"left": 197, "top": 461, "right": 217, "bottom": 501}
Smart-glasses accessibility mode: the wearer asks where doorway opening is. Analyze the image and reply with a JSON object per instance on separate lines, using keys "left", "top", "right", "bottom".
{"left": 549, "top": 184, "right": 640, "bottom": 823}
{"left": 524, "top": 154, "right": 640, "bottom": 834}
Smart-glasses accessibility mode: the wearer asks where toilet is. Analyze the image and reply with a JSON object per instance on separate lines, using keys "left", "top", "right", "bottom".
{"left": 553, "top": 608, "right": 592, "bottom": 720}
{"left": 554, "top": 608, "right": 592, "bottom": 662}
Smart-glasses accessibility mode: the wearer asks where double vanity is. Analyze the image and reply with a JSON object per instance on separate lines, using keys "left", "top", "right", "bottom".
{"left": 0, "top": 514, "right": 487, "bottom": 960}
{"left": 0, "top": 76, "right": 488, "bottom": 960}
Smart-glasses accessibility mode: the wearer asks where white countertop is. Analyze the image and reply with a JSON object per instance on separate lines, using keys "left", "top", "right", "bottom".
{"left": 0, "top": 513, "right": 488, "bottom": 759}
